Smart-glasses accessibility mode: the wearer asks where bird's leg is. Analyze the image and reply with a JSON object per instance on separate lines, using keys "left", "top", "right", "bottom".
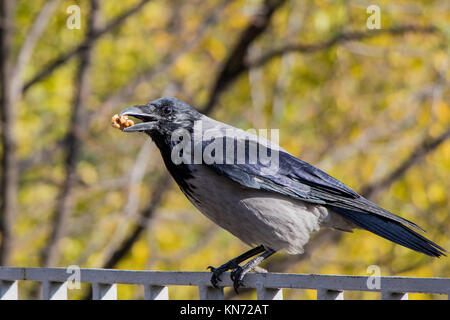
{"left": 230, "top": 248, "right": 276, "bottom": 293}
{"left": 207, "top": 245, "right": 265, "bottom": 288}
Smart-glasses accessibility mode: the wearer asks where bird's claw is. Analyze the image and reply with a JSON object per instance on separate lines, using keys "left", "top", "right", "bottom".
{"left": 207, "top": 260, "right": 253, "bottom": 293}
{"left": 230, "top": 266, "right": 245, "bottom": 293}
{"left": 207, "top": 265, "right": 223, "bottom": 288}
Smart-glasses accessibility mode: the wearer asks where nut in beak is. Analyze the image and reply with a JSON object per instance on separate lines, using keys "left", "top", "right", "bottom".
{"left": 111, "top": 114, "right": 135, "bottom": 131}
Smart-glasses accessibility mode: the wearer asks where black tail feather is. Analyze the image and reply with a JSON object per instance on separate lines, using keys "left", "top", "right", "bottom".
{"left": 331, "top": 207, "right": 446, "bottom": 258}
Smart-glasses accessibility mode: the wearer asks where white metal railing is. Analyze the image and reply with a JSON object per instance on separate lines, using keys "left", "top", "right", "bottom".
{"left": 0, "top": 267, "right": 449, "bottom": 300}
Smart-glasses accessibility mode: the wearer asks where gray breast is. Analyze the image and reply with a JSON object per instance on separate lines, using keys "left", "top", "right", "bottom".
{"left": 181, "top": 164, "right": 354, "bottom": 254}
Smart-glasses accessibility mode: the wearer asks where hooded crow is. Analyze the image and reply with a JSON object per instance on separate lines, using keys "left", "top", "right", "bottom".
{"left": 118, "top": 97, "right": 446, "bottom": 292}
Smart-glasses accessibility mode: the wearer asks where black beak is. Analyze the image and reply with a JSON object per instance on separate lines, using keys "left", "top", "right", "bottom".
{"left": 119, "top": 105, "right": 160, "bottom": 132}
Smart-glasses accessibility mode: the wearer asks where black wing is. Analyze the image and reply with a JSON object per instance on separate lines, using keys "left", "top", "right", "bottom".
{"left": 205, "top": 145, "right": 446, "bottom": 257}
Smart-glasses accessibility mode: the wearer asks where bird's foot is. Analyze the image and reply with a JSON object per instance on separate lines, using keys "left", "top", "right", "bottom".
{"left": 207, "top": 261, "right": 239, "bottom": 288}
{"left": 207, "top": 246, "right": 275, "bottom": 293}
{"left": 230, "top": 265, "right": 251, "bottom": 293}
{"left": 229, "top": 249, "right": 276, "bottom": 293}
{"left": 207, "top": 265, "right": 225, "bottom": 288}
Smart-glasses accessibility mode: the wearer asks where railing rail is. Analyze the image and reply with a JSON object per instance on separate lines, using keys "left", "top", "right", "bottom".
{"left": 0, "top": 267, "right": 449, "bottom": 300}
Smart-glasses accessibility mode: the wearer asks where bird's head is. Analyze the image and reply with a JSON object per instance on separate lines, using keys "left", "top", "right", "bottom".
{"left": 119, "top": 97, "right": 201, "bottom": 137}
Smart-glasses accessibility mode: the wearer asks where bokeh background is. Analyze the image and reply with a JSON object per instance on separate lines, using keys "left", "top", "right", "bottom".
{"left": 0, "top": 0, "right": 449, "bottom": 299}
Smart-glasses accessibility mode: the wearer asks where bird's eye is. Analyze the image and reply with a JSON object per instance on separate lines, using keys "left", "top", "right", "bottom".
{"left": 162, "top": 105, "right": 172, "bottom": 116}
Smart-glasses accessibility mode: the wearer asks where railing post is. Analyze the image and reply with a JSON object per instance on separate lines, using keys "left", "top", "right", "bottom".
{"left": 381, "top": 291, "right": 408, "bottom": 300}
{"left": 42, "top": 281, "right": 68, "bottom": 300}
{"left": 92, "top": 283, "right": 117, "bottom": 300}
{"left": 256, "top": 286, "right": 283, "bottom": 300}
{"left": 144, "top": 285, "right": 169, "bottom": 300}
{"left": 317, "top": 289, "right": 344, "bottom": 300}
{"left": 198, "top": 286, "right": 224, "bottom": 300}
{"left": 0, "top": 280, "right": 18, "bottom": 300}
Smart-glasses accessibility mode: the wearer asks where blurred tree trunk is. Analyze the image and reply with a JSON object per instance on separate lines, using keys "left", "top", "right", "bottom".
{"left": 1, "top": 0, "right": 59, "bottom": 266}
{"left": 41, "top": 0, "right": 100, "bottom": 267}
{"left": 0, "top": 0, "right": 16, "bottom": 266}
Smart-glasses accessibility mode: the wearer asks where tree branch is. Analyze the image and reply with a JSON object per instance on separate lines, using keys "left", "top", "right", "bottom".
{"left": 202, "top": 24, "right": 440, "bottom": 116}
{"left": 248, "top": 25, "right": 440, "bottom": 69}
{"left": 201, "top": 0, "right": 287, "bottom": 114}
{"left": 11, "top": 0, "right": 59, "bottom": 102}
{"left": 102, "top": 174, "right": 171, "bottom": 269}
{"left": 22, "top": 0, "right": 152, "bottom": 94}
{"left": 360, "top": 128, "right": 450, "bottom": 199}
{"left": 18, "top": 138, "right": 65, "bottom": 173}
{"left": 97, "top": 0, "right": 230, "bottom": 118}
